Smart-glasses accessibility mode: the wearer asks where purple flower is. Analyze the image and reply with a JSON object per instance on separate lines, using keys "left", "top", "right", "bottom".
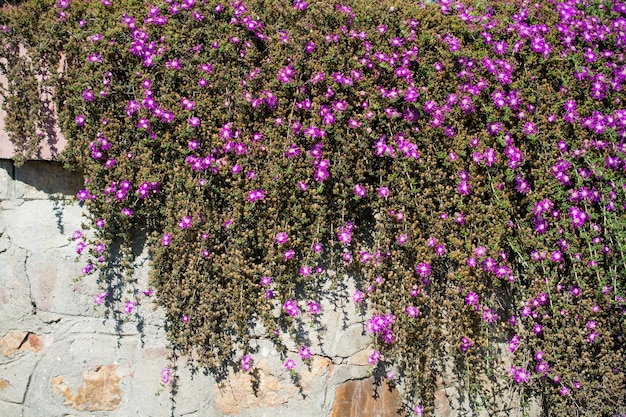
{"left": 465, "top": 291, "right": 479, "bottom": 306}
{"left": 247, "top": 189, "right": 265, "bottom": 202}
{"left": 284, "top": 358, "right": 296, "bottom": 370}
{"left": 277, "top": 65, "right": 295, "bottom": 83}
{"left": 353, "top": 184, "right": 366, "bottom": 198}
{"left": 352, "top": 290, "right": 364, "bottom": 304}
{"left": 368, "top": 350, "right": 381, "bottom": 365}
{"left": 241, "top": 354, "right": 253, "bottom": 372}
{"left": 458, "top": 181, "right": 471, "bottom": 195}
{"left": 160, "top": 367, "right": 171, "bottom": 384}
{"left": 405, "top": 306, "right": 419, "bottom": 317}
{"left": 283, "top": 249, "right": 295, "bottom": 260}
{"left": 274, "top": 232, "right": 288, "bottom": 245}
{"left": 510, "top": 366, "right": 530, "bottom": 384}
{"left": 377, "top": 187, "right": 390, "bottom": 198}
{"left": 308, "top": 301, "right": 321, "bottom": 315}
{"left": 482, "top": 308, "right": 499, "bottom": 324}
{"left": 415, "top": 262, "right": 431, "bottom": 278}
{"left": 587, "top": 331, "right": 598, "bottom": 343}
{"left": 124, "top": 300, "right": 135, "bottom": 314}
{"left": 460, "top": 337, "right": 472, "bottom": 352}
{"left": 299, "top": 346, "right": 311, "bottom": 360}
{"left": 283, "top": 299, "right": 300, "bottom": 317}
{"left": 509, "top": 334, "right": 520, "bottom": 353}
{"left": 337, "top": 226, "right": 352, "bottom": 245}
{"left": 178, "top": 216, "right": 192, "bottom": 229}
{"left": 94, "top": 291, "right": 108, "bottom": 305}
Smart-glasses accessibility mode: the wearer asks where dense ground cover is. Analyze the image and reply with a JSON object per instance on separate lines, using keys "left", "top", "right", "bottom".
{"left": 1, "top": 0, "right": 625, "bottom": 415}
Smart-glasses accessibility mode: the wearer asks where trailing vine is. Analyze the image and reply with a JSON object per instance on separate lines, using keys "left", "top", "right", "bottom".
{"left": 1, "top": 0, "right": 625, "bottom": 415}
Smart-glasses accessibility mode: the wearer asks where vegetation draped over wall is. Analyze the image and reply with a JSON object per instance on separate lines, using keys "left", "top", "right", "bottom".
{"left": 1, "top": 0, "right": 625, "bottom": 414}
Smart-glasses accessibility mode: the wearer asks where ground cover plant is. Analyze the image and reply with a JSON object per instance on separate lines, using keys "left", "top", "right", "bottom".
{"left": 1, "top": 0, "right": 626, "bottom": 415}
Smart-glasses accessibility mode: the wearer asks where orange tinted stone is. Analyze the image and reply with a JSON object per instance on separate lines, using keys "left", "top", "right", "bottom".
{"left": 331, "top": 377, "right": 406, "bottom": 417}
{"left": 52, "top": 365, "right": 125, "bottom": 411}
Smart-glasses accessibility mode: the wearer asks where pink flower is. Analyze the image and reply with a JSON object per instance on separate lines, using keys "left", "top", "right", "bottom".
{"left": 124, "top": 300, "right": 135, "bottom": 314}
{"left": 368, "top": 350, "right": 381, "bottom": 365}
{"left": 353, "top": 290, "right": 364, "bottom": 304}
{"left": 299, "top": 346, "right": 311, "bottom": 360}
{"left": 337, "top": 228, "right": 352, "bottom": 245}
{"left": 284, "top": 358, "right": 296, "bottom": 370}
{"left": 160, "top": 368, "right": 171, "bottom": 384}
{"left": 241, "top": 355, "right": 253, "bottom": 372}
{"left": 275, "top": 232, "right": 288, "bottom": 244}
{"left": 283, "top": 299, "right": 300, "bottom": 317}
{"left": 353, "top": 184, "right": 367, "bottom": 198}
{"left": 460, "top": 337, "right": 472, "bottom": 352}
{"left": 94, "top": 291, "right": 108, "bottom": 305}
{"left": 178, "top": 216, "right": 192, "bottom": 229}
{"left": 308, "top": 301, "right": 321, "bottom": 315}
{"left": 405, "top": 306, "right": 419, "bottom": 317}
{"left": 377, "top": 187, "right": 390, "bottom": 198}
{"left": 415, "top": 262, "right": 431, "bottom": 277}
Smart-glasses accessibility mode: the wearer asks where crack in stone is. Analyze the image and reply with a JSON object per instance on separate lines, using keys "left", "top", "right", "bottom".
{"left": 22, "top": 252, "right": 37, "bottom": 315}
{"left": 0, "top": 397, "right": 24, "bottom": 405}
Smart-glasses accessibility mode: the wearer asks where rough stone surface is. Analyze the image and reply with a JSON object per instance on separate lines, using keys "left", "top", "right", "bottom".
{"left": 52, "top": 364, "right": 128, "bottom": 411}
{"left": 0, "top": 160, "right": 12, "bottom": 200}
{"left": 331, "top": 377, "right": 405, "bottom": 417}
{"left": 0, "top": 159, "right": 543, "bottom": 416}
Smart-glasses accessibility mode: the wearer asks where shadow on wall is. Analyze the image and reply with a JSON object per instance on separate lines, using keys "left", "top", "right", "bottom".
{"left": 2, "top": 159, "right": 83, "bottom": 197}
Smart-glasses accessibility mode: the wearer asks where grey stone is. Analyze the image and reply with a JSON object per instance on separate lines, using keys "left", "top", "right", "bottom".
{"left": 14, "top": 161, "right": 82, "bottom": 200}
{"left": 0, "top": 159, "right": 13, "bottom": 201}
{"left": 4, "top": 199, "right": 84, "bottom": 251}
{"left": 26, "top": 249, "right": 90, "bottom": 315}
{"left": 0, "top": 400, "right": 23, "bottom": 417}
{"left": 0, "top": 349, "right": 40, "bottom": 404}
{"left": 0, "top": 246, "right": 33, "bottom": 327}
{"left": 23, "top": 334, "right": 169, "bottom": 416}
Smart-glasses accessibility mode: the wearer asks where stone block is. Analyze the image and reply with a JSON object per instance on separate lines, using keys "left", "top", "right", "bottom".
{"left": 0, "top": 400, "right": 23, "bottom": 417}
{"left": 14, "top": 161, "right": 82, "bottom": 200}
{"left": 4, "top": 199, "right": 84, "bottom": 250}
{"left": 330, "top": 377, "right": 405, "bottom": 417}
{"left": 24, "top": 332, "right": 174, "bottom": 417}
{"left": 52, "top": 364, "right": 129, "bottom": 412}
{"left": 0, "top": 348, "right": 40, "bottom": 404}
{"left": 26, "top": 248, "right": 92, "bottom": 315}
{"left": 0, "top": 246, "right": 33, "bottom": 324}
{"left": 0, "top": 159, "right": 13, "bottom": 201}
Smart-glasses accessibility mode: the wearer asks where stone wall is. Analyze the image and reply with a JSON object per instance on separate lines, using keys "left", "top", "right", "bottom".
{"left": 0, "top": 159, "right": 435, "bottom": 417}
